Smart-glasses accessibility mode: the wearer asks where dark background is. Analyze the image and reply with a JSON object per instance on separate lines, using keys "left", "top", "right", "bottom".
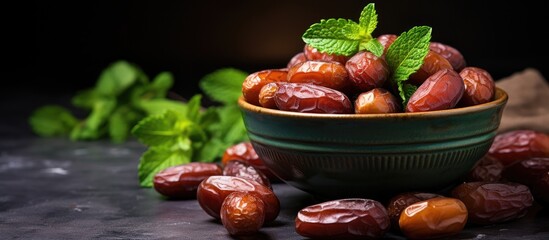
{"left": 13, "top": 1, "right": 549, "bottom": 99}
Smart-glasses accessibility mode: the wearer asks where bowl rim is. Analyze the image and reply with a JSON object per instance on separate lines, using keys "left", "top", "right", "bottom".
{"left": 238, "top": 87, "right": 508, "bottom": 119}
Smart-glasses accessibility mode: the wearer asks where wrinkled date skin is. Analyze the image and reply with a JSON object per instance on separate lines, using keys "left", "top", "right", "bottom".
{"left": 406, "top": 68, "right": 465, "bottom": 112}
{"left": 295, "top": 198, "right": 390, "bottom": 239}
{"left": 409, "top": 51, "right": 453, "bottom": 85}
{"left": 429, "top": 42, "right": 467, "bottom": 71}
{"left": 377, "top": 34, "right": 397, "bottom": 54}
{"left": 221, "top": 142, "right": 277, "bottom": 180}
{"left": 503, "top": 157, "right": 549, "bottom": 186}
{"left": 287, "top": 61, "right": 350, "bottom": 91}
{"left": 386, "top": 192, "right": 442, "bottom": 230}
{"left": 354, "top": 88, "right": 400, "bottom": 114}
{"left": 242, "top": 69, "right": 288, "bottom": 106}
{"left": 287, "top": 52, "right": 308, "bottom": 69}
{"left": 153, "top": 162, "right": 222, "bottom": 199}
{"left": 303, "top": 44, "right": 349, "bottom": 65}
{"left": 399, "top": 197, "right": 467, "bottom": 239}
{"left": 488, "top": 130, "right": 549, "bottom": 166}
{"left": 532, "top": 172, "right": 549, "bottom": 205}
{"left": 451, "top": 182, "right": 533, "bottom": 225}
{"left": 258, "top": 82, "right": 280, "bottom": 109}
{"left": 220, "top": 191, "right": 265, "bottom": 236}
{"left": 223, "top": 160, "right": 271, "bottom": 188}
{"left": 274, "top": 83, "right": 353, "bottom": 114}
{"left": 465, "top": 156, "right": 504, "bottom": 182}
{"left": 345, "top": 51, "right": 390, "bottom": 92}
{"left": 458, "top": 67, "right": 495, "bottom": 106}
{"left": 196, "top": 176, "right": 280, "bottom": 222}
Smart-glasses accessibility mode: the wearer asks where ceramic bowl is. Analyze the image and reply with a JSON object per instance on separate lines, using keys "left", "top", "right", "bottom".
{"left": 238, "top": 88, "right": 508, "bottom": 198}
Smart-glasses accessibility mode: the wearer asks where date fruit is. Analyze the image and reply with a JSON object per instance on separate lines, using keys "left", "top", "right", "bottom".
{"left": 377, "top": 34, "right": 397, "bottom": 54}
{"left": 295, "top": 198, "right": 390, "bottom": 239}
{"left": 258, "top": 82, "right": 279, "bottom": 109}
{"left": 429, "top": 42, "right": 467, "bottom": 71}
{"left": 409, "top": 51, "right": 453, "bottom": 85}
{"left": 354, "top": 88, "right": 400, "bottom": 114}
{"left": 287, "top": 61, "right": 350, "bottom": 91}
{"left": 223, "top": 160, "right": 271, "bottom": 188}
{"left": 221, "top": 142, "right": 277, "bottom": 180}
{"left": 287, "top": 52, "right": 307, "bottom": 69}
{"left": 502, "top": 157, "right": 549, "bottom": 186}
{"left": 242, "top": 69, "right": 288, "bottom": 106}
{"left": 303, "top": 44, "right": 349, "bottom": 65}
{"left": 386, "top": 192, "right": 442, "bottom": 230}
{"left": 153, "top": 162, "right": 222, "bottom": 199}
{"left": 451, "top": 182, "right": 533, "bottom": 225}
{"left": 220, "top": 191, "right": 265, "bottom": 236}
{"left": 406, "top": 68, "right": 465, "bottom": 112}
{"left": 465, "top": 156, "right": 503, "bottom": 182}
{"left": 399, "top": 197, "right": 467, "bottom": 239}
{"left": 532, "top": 172, "right": 549, "bottom": 205}
{"left": 488, "top": 130, "right": 549, "bottom": 166}
{"left": 458, "top": 67, "right": 495, "bottom": 106}
{"left": 196, "top": 176, "right": 280, "bottom": 222}
{"left": 274, "top": 83, "right": 352, "bottom": 114}
{"left": 345, "top": 51, "right": 390, "bottom": 92}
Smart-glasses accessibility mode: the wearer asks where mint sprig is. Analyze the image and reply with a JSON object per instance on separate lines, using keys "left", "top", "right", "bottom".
{"left": 302, "top": 3, "right": 383, "bottom": 57}
{"left": 386, "top": 26, "right": 432, "bottom": 104}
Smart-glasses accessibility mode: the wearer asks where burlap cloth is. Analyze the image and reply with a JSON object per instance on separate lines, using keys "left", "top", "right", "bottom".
{"left": 495, "top": 68, "right": 549, "bottom": 133}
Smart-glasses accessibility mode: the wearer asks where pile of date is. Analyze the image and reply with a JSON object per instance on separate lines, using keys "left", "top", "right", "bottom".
{"left": 153, "top": 129, "right": 549, "bottom": 239}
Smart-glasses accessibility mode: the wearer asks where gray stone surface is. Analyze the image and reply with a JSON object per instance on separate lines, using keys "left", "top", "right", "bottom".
{"left": 1, "top": 138, "right": 548, "bottom": 240}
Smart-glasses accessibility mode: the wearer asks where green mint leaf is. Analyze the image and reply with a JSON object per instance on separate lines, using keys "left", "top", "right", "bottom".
{"left": 136, "top": 99, "right": 187, "bottom": 117}
{"left": 71, "top": 89, "right": 99, "bottom": 109}
{"left": 358, "top": 3, "right": 377, "bottom": 36}
{"left": 29, "top": 105, "right": 78, "bottom": 137}
{"left": 198, "top": 107, "right": 220, "bottom": 130}
{"left": 192, "top": 138, "right": 227, "bottom": 162}
{"left": 185, "top": 94, "right": 202, "bottom": 123}
{"left": 70, "top": 98, "right": 117, "bottom": 140}
{"left": 138, "top": 146, "right": 191, "bottom": 187}
{"left": 386, "top": 26, "right": 432, "bottom": 102}
{"left": 147, "top": 72, "right": 174, "bottom": 98}
{"left": 360, "top": 39, "right": 384, "bottom": 57}
{"left": 131, "top": 110, "right": 190, "bottom": 147}
{"left": 302, "top": 18, "right": 361, "bottom": 56}
{"left": 210, "top": 105, "right": 248, "bottom": 144}
{"left": 199, "top": 68, "right": 247, "bottom": 105}
{"left": 108, "top": 106, "right": 143, "bottom": 143}
{"left": 96, "top": 61, "right": 139, "bottom": 97}
{"left": 399, "top": 83, "right": 418, "bottom": 105}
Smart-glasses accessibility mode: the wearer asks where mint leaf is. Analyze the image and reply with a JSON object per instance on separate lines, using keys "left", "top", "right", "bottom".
{"left": 386, "top": 26, "right": 432, "bottom": 102}
{"left": 192, "top": 138, "right": 227, "bottom": 162}
{"left": 401, "top": 83, "right": 418, "bottom": 105}
{"left": 150, "top": 72, "right": 173, "bottom": 96}
{"left": 359, "top": 3, "right": 377, "bottom": 35}
{"left": 96, "top": 61, "right": 139, "bottom": 97}
{"left": 71, "top": 89, "right": 99, "bottom": 109}
{"left": 137, "top": 99, "right": 187, "bottom": 116}
{"left": 70, "top": 98, "right": 117, "bottom": 140}
{"left": 211, "top": 105, "right": 248, "bottom": 144}
{"left": 199, "top": 68, "right": 247, "bottom": 105}
{"left": 302, "top": 18, "right": 361, "bottom": 56}
{"left": 131, "top": 110, "right": 189, "bottom": 147}
{"left": 29, "top": 105, "right": 78, "bottom": 137}
{"left": 108, "top": 106, "right": 142, "bottom": 143}
{"left": 185, "top": 94, "right": 202, "bottom": 123}
{"left": 138, "top": 146, "right": 191, "bottom": 187}
{"left": 360, "top": 39, "right": 384, "bottom": 57}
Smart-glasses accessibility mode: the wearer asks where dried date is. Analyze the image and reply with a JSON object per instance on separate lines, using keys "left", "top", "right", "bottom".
{"left": 429, "top": 42, "right": 467, "bottom": 71}
{"left": 153, "top": 163, "right": 222, "bottom": 199}
{"left": 242, "top": 69, "right": 288, "bottom": 106}
{"left": 465, "top": 156, "right": 503, "bottom": 182}
{"left": 458, "top": 67, "right": 495, "bottom": 106}
{"left": 303, "top": 44, "right": 349, "bottom": 65}
{"left": 488, "top": 130, "right": 549, "bottom": 166}
{"left": 274, "top": 83, "right": 352, "bottom": 114}
{"left": 345, "top": 51, "right": 389, "bottom": 92}
{"left": 287, "top": 61, "right": 350, "bottom": 91}
{"left": 406, "top": 68, "right": 465, "bottom": 112}
{"left": 221, "top": 142, "right": 277, "bottom": 180}
{"left": 223, "top": 160, "right": 271, "bottom": 188}
{"left": 354, "top": 88, "right": 400, "bottom": 114}
{"left": 220, "top": 192, "right": 265, "bottom": 236}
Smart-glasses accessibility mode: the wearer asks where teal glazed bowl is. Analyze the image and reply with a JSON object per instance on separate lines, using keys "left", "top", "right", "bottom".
{"left": 238, "top": 88, "right": 508, "bottom": 198}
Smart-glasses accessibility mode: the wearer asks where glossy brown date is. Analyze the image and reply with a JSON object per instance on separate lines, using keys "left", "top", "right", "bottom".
{"left": 451, "top": 182, "right": 533, "bottom": 225}
{"left": 532, "top": 172, "right": 549, "bottom": 205}
{"left": 196, "top": 176, "right": 280, "bottom": 222}
{"left": 354, "top": 88, "right": 400, "bottom": 114}
{"left": 223, "top": 160, "right": 271, "bottom": 188}
{"left": 377, "top": 34, "right": 397, "bottom": 54}
{"left": 502, "top": 157, "right": 549, "bottom": 186}
{"left": 458, "top": 67, "right": 495, "bottom": 106}
{"left": 258, "top": 82, "right": 279, "bottom": 109}
{"left": 220, "top": 191, "right": 265, "bottom": 236}
{"left": 406, "top": 68, "right": 465, "bottom": 112}
{"left": 345, "top": 51, "right": 390, "bottom": 92}
{"left": 221, "top": 142, "right": 277, "bottom": 180}
{"left": 295, "top": 198, "right": 390, "bottom": 239}
{"left": 242, "top": 69, "right": 288, "bottom": 106}
{"left": 429, "top": 42, "right": 467, "bottom": 71}
{"left": 274, "top": 83, "right": 352, "bottom": 114}
{"left": 386, "top": 192, "right": 442, "bottom": 230}
{"left": 287, "top": 61, "right": 350, "bottom": 91}
{"left": 153, "top": 162, "right": 222, "bottom": 199}
{"left": 303, "top": 44, "right": 349, "bottom": 65}
{"left": 488, "top": 130, "right": 549, "bottom": 166}
{"left": 409, "top": 51, "right": 453, "bottom": 85}
{"left": 287, "top": 52, "right": 308, "bottom": 69}
{"left": 465, "top": 156, "right": 503, "bottom": 182}
{"left": 399, "top": 197, "right": 467, "bottom": 239}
